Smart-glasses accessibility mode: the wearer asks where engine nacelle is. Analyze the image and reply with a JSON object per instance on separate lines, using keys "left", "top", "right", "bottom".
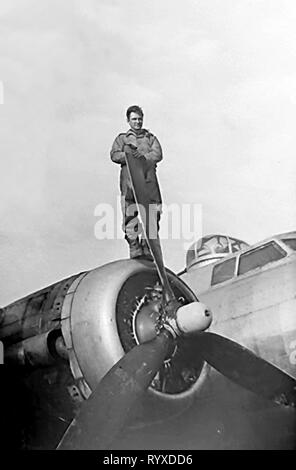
{"left": 1, "top": 259, "right": 210, "bottom": 427}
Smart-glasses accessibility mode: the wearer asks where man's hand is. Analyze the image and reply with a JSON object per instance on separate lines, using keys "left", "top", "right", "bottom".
{"left": 124, "top": 143, "right": 136, "bottom": 157}
{"left": 132, "top": 150, "right": 146, "bottom": 162}
{"left": 127, "top": 143, "right": 137, "bottom": 151}
{"left": 124, "top": 144, "right": 146, "bottom": 161}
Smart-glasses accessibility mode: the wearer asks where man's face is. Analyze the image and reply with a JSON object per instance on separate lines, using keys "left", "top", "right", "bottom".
{"left": 128, "top": 112, "right": 143, "bottom": 132}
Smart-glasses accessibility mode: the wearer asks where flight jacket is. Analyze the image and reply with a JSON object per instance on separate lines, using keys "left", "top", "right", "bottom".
{"left": 110, "top": 128, "right": 163, "bottom": 203}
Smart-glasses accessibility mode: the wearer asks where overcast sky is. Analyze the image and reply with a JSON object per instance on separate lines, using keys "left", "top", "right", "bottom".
{"left": 0, "top": 0, "right": 295, "bottom": 305}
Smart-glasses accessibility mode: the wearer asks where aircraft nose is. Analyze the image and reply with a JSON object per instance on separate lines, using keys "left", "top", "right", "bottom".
{"left": 175, "top": 302, "right": 213, "bottom": 335}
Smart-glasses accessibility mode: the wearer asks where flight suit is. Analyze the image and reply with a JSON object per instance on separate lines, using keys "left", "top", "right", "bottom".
{"left": 110, "top": 128, "right": 162, "bottom": 258}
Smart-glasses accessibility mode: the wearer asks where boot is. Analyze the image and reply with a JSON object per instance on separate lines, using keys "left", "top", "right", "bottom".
{"left": 128, "top": 239, "right": 144, "bottom": 259}
{"left": 140, "top": 239, "right": 154, "bottom": 262}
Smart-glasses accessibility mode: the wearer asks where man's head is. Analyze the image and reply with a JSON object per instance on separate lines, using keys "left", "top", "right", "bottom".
{"left": 126, "top": 105, "right": 144, "bottom": 133}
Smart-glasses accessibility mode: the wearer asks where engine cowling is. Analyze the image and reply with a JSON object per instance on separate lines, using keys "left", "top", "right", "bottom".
{"left": 61, "top": 259, "right": 210, "bottom": 418}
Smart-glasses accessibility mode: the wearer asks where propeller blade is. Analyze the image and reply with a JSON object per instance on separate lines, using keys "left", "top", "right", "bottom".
{"left": 196, "top": 332, "right": 296, "bottom": 407}
{"left": 57, "top": 329, "right": 174, "bottom": 450}
{"left": 125, "top": 153, "right": 174, "bottom": 303}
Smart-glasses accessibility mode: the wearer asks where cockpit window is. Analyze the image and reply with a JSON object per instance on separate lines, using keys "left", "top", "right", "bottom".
{"left": 229, "top": 238, "right": 249, "bottom": 253}
{"left": 197, "top": 235, "right": 229, "bottom": 257}
{"left": 238, "top": 241, "right": 286, "bottom": 276}
{"left": 186, "top": 234, "right": 249, "bottom": 270}
{"left": 282, "top": 238, "right": 296, "bottom": 251}
{"left": 211, "top": 257, "right": 236, "bottom": 286}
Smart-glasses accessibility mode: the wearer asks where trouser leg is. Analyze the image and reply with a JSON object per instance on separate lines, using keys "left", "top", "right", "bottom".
{"left": 141, "top": 203, "right": 162, "bottom": 255}
{"left": 121, "top": 197, "right": 143, "bottom": 258}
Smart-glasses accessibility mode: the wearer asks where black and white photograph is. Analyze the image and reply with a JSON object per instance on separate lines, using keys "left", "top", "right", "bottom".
{"left": 0, "top": 0, "right": 295, "bottom": 452}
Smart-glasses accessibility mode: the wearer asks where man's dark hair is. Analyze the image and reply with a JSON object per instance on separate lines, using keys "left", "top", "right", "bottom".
{"left": 126, "top": 105, "right": 144, "bottom": 120}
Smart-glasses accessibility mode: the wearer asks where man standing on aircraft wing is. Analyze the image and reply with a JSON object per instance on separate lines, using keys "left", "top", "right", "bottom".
{"left": 110, "top": 105, "right": 163, "bottom": 259}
